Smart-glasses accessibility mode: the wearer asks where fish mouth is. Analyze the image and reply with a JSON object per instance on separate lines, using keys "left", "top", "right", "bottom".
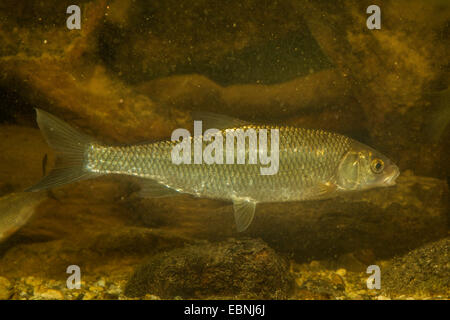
{"left": 383, "top": 165, "right": 400, "bottom": 186}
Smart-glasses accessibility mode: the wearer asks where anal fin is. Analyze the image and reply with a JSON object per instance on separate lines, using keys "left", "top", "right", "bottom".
{"left": 232, "top": 198, "right": 256, "bottom": 232}
{"left": 192, "top": 111, "right": 249, "bottom": 130}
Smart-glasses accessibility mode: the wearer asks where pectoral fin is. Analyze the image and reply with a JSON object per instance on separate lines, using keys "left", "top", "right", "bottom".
{"left": 310, "top": 182, "right": 338, "bottom": 199}
{"left": 232, "top": 199, "right": 256, "bottom": 232}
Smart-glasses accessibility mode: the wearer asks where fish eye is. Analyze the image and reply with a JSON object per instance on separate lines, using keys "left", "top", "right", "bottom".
{"left": 370, "top": 158, "right": 384, "bottom": 174}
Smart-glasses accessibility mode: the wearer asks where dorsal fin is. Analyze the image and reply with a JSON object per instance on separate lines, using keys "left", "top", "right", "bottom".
{"left": 192, "top": 111, "right": 249, "bottom": 130}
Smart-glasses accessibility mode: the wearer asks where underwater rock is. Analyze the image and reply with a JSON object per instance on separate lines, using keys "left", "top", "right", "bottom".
{"left": 0, "top": 58, "right": 185, "bottom": 143}
{"left": 381, "top": 238, "right": 449, "bottom": 296}
{"left": 124, "top": 238, "right": 294, "bottom": 299}
{"left": 137, "top": 69, "right": 355, "bottom": 120}
{"left": 295, "top": 278, "right": 345, "bottom": 300}
{"left": 32, "top": 288, "right": 65, "bottom": 300}
{"left": 299, "top": 0, "right": 448, "bottom": 117}
{"left": 136, "top": 70, "right": 367, "bottom": 138}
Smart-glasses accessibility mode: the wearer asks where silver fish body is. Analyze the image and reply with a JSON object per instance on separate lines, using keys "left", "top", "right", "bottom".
{"left": 85, "top": 126, "right": 352, "bottom": 203}
{"left": 26, "top": 109, "right": 400, "bottom": 231}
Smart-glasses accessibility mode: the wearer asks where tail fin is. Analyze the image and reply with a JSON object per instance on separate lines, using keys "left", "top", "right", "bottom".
{"left": 25, "top": 109, "right": 100, "bottom": 192}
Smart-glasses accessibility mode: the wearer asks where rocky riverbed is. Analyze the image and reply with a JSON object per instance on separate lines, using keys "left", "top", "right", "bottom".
{"left": 1, "top": 238, "right": 448, "bottom": 300}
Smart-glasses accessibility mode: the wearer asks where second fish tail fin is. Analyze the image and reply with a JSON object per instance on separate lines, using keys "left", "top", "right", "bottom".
{"left": 25, "top": 108, "right": 100, "bottom": 192}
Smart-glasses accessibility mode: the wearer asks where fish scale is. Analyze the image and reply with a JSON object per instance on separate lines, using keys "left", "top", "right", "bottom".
{"left": 85, "top": 126, "right": 352, "bottom": 202}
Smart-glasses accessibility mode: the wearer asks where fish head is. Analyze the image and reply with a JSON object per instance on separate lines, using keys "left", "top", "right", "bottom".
{"left": 336, "top": 140, "right": 400, "bottom": 191}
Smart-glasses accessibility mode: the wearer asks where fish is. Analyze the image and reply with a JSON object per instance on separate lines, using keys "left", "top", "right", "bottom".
{"left": 25, "top": 109, "right": 400, "bottom": 232}
{"left": 0, "top": 192, "right": 46, "bottom": 242}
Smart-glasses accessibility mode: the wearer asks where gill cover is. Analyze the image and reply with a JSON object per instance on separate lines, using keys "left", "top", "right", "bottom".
{"left": 336, "top": 151, "right": 362, "bottom": 190}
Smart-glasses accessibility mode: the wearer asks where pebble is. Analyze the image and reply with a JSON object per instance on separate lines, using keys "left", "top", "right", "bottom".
{"left": 95, "top": 278, "right": 106, "bottom": 287}
{"left": 0, "top": 277, "right": 13, "bottom": 300}
{"left": 144, "top": 294, "right": 161, "bottom": 300}
{"left": 34, "top": 288, "right": 65, "bottom": 300}
{"left": 329, "top": 274, "right": 345, "bottom": 288}
{"left": 89, "top": 286, "right": 104, "bottom": 292}
{"left": 376, "top": 295, "right": 391, "bottom": 300}
{"left": 309, "top": 260, "right": 321, "bottom": 269}
{"left": 82, "top": 291, "right": 97, "bottom": 300}
{"left": 107, "top": 289, "right": 121, "bottom": 297}
{"left": 347, "top": 292, "right": 363, "bottom": 300}
{"left": 336, "top": 268, "right": 347, "bottom": 277}
{"left": 25, "top": 276, "right": 41, "bottom": 287}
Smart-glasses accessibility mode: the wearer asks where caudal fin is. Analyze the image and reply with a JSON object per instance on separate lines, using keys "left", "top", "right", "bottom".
{"left": 25, "top": 109, "right": 99, "bottom": 192}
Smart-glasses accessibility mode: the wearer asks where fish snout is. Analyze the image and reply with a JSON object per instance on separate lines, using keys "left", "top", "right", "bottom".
{"left": 383, "top": 164, "right": 400, "bottom": 186}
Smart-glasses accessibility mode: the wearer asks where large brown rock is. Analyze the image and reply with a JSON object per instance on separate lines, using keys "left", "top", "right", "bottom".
{"left": 381, "top": 238, "right": 450, "bottom": 296}
{"left": 124, "top": 238, "right": 294, "bottom": 299}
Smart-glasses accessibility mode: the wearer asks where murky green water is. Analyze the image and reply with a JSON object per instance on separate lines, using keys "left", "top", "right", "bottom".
{"left": 0, "top": 0, "right": 448, "bottom": 300}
